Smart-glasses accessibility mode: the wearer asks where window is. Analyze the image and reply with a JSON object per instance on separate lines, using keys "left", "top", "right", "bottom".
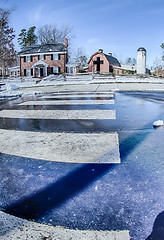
{"left": 58, "top": 54, "right": 61, "bottom": 60}
{"left": 51, "top": 54, "right": 58, "bottom": 60}
{"left": 24, "top": 69, "right": 26, "bottom": 76}
{"left": 24, "top": 56, "right": 26, "bottom": 62}
{"left": 58, "top": 67, "right": 61, "bottom": 73}
{"left": 40, "top": 54, "right": 44, "bottom": 60}
{"left": 53, "top": 66, "right": 58, "bottom": 73}
{"left": 26, "top": 69, "right": 31, "bottom": 76}
{"left": 26, "top": 56, "right": 31, "bottom": 62}
{"left": 30, "top": 56, "right": 33, "bottom": 62}
{"left": 31, "top": 69, "right": 33, "bottom": 76}
{"left": 51, "top": 67, "right": 58, "bottom": 74}
{"left": 53, "top": 54, "right": 58, "bottom": 60}
{"left": 38, "top": 55, "right": 40, "bottom": 60}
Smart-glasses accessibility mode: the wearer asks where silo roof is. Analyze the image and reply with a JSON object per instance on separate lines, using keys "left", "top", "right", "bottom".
{"left": 137, "top": 47, "right": 146, "bottom": 52}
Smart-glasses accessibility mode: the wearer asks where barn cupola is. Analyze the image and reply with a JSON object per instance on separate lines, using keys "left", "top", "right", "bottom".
{"left": 99, "top": 49, "right": 103, "bottom": 53}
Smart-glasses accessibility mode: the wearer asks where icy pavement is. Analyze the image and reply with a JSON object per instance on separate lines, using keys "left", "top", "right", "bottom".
{"left": 0, "top": 92, "right": 119, "bottom": 164}
{"left": 0, "top": 90, "right": 164, "bottom": 240}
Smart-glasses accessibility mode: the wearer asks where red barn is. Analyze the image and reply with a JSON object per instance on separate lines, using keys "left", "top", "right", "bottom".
{"left": 88, "top": 49, "right": 121, "bottom": 73}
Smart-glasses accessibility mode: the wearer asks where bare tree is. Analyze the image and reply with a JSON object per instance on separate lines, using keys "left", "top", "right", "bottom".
{"left": 37, "top": 24, "right": 73, "bottom": 45}
{"left": 74, "top": 47, "right": 88, "bottom": 68}
{"left": 0, "top": 8, "right": 16, "bottom": 77}
{"left": 132, "top": 58, "right": 136, "bottom": 66}
{"left": 125, "top": 57, "right": 136, "bottom": 66}
{"left": 152, "top": 57, "right": 163, "bottom": 70}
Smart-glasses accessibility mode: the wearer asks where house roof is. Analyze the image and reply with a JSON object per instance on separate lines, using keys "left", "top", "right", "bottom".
{"left": 114, "top": 64, "right": 137, "bottom": 71}
{"left": 18, "top": 43, "right": 66, "bottom": 55}
{"left": 104, "top": 54, "right": 121, "bottom": 67}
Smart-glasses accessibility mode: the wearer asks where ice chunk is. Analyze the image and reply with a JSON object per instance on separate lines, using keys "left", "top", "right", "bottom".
{"left": 153, "top": 120, "right": 164, "bottom": 127}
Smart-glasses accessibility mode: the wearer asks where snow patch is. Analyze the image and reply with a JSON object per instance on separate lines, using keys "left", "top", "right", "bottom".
{"left": 1, "top": 75, "right": 164, "bottom": 99}
{"left": 153, "top": 120, "right": 164, "bottom": 127}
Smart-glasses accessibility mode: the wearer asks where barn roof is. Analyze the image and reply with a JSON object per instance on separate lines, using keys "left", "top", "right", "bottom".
{"left": 104, "top": 54, "right": 121, "bottom": 66}
{"left": 18, "top": 43, "right": 66, "bottom": 55}
{"left": 88, "top": 51, "right": 121, "bottom": 67}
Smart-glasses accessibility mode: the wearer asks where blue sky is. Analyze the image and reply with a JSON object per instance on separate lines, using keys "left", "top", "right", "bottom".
{"left": 3, "top": 0, "right": 164, "bottom": 67}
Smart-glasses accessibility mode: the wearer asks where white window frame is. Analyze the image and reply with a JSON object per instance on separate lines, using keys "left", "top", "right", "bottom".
{"left": 40, "top": 54, "right": 44, "bottom": 60}
{"left": 53, "top": 66, "right": 58, "bottom": 73}
{"left": 26, "top": 69, "right": 31, "bottom": 76}
{"left": 26, "top": 55, "right": 31, "bottom": 62}
{"left": 53, "top": 54, "right": 58, "bottom": 60}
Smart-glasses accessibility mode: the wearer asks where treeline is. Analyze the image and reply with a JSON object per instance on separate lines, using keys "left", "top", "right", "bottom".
{"left": 0, "top": 5, "right": 75, "bottom": 73}
{"left": 18, "top": 24, "right": 73, "bottom": 49}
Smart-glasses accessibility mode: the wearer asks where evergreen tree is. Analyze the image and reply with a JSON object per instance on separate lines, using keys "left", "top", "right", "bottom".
{"left": 17, "top": 28, "right": 27, "bottom": 49}
{"left": 26, "top": 26, "right": 38, "bottom": 46}
{"left": 0, "top": 8, "right": 16, "bottom": 76}
{"left": 18, "top": 26, "right": 37, "bottom": 49}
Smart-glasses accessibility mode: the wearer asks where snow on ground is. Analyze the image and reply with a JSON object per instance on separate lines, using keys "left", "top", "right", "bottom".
{"left": 0, "top": 75, "right": 164, "bottom": 98}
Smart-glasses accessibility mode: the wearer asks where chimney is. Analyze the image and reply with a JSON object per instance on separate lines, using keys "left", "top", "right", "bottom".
{"left": 99, "top": 49, "right": 103, "bottom": 53}
{"left": 65, "top": 38, "right": 68, "bottom": 48}
{"left": 108, "top": 53, "right": 112, "bottom": 56}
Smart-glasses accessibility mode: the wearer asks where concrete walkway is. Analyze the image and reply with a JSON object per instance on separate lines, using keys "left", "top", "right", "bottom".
{"left": 18, "top": 82, "right": 164, "bottom": 93}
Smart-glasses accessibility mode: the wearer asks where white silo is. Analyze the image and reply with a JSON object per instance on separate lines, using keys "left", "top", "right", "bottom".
{"left": 137, "top": 47, "right": 146, "bottom": 75}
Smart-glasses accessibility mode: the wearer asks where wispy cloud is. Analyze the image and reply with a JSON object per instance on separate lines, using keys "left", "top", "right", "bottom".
{"left": 34, "top": 6, "right": 43, "bottom": 21}
{"left": 27, "top": 4, "right": 45, "bottom": 24}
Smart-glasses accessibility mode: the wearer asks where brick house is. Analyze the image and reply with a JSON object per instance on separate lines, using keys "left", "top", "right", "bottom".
{"left": 88, "top": 49, "right": 121, "bottom": 73}
{"left": 18, "top": 39, "right": 68, "bottom": 77}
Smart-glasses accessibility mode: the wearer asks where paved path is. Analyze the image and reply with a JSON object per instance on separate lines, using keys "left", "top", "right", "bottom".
{"left": 18, "top": 82, "right": 164, "bottom": 93}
